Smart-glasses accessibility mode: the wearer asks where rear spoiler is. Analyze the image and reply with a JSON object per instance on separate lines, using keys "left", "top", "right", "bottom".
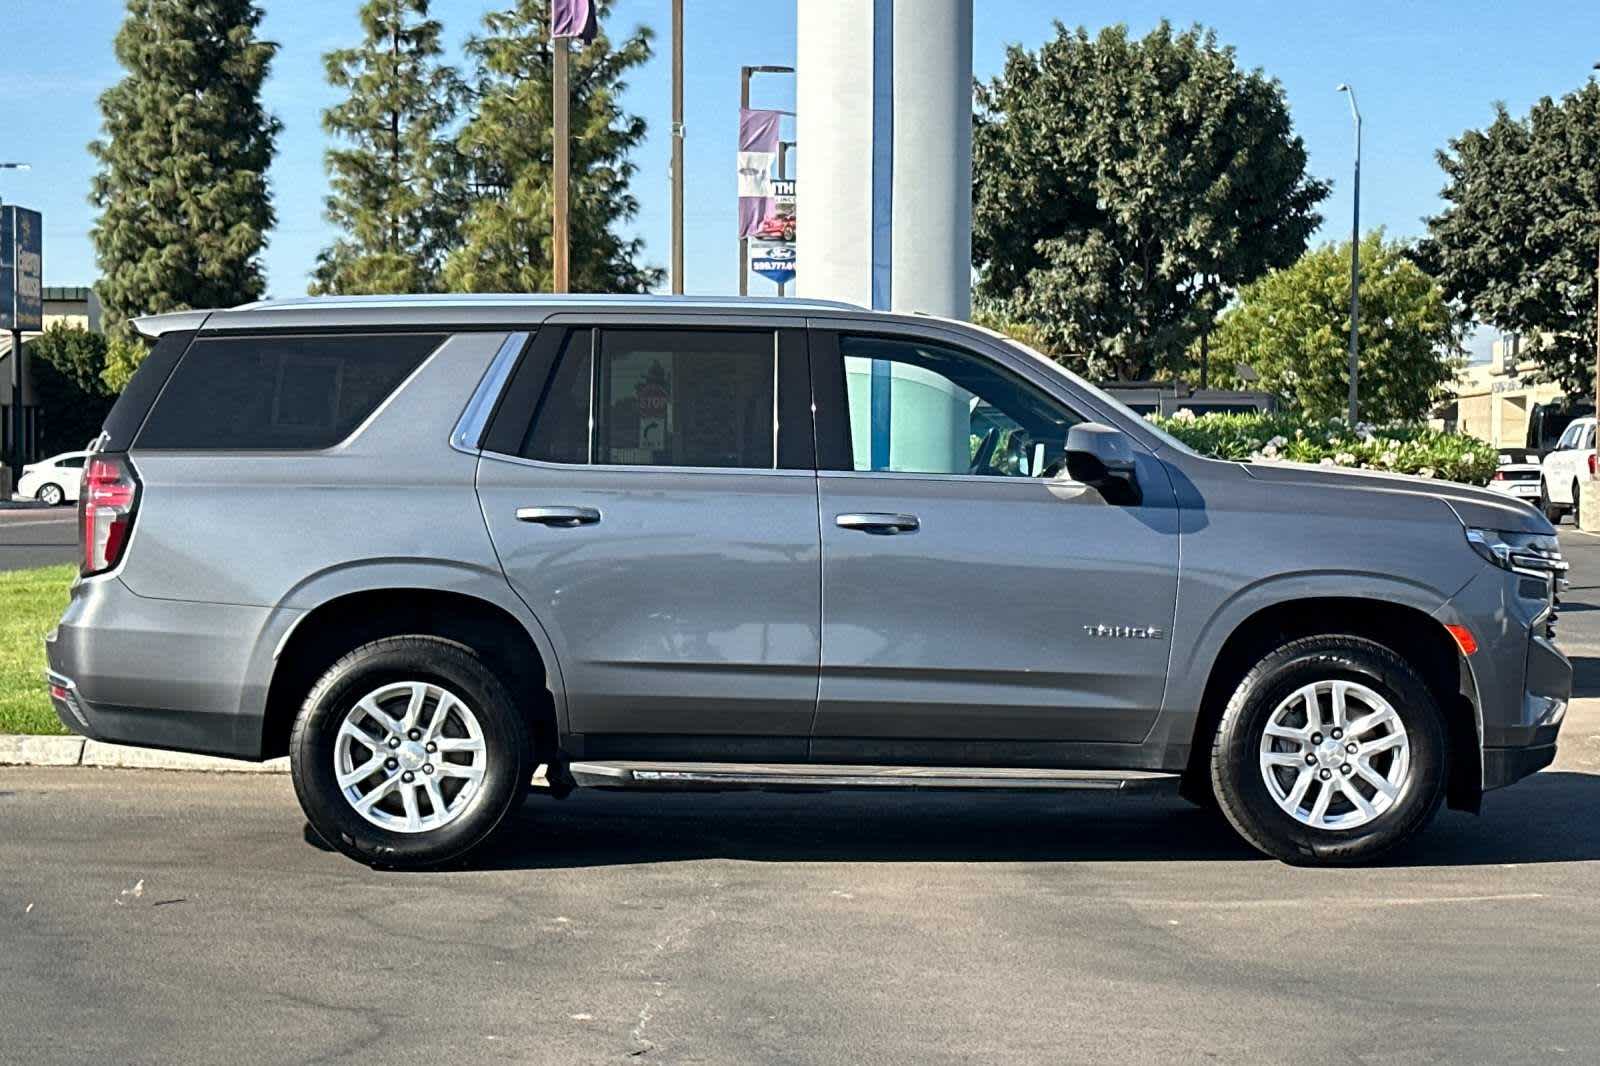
{"left": 129, "top": 310, "right": 211, "bottom": 340}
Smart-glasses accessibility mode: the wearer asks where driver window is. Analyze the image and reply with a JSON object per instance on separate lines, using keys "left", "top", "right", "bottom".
{"left": 838, "top": 335, "right": 1082, "bottom": 477}
{"left": 1558, "top": 422, "right": 1583, "bottom": 450}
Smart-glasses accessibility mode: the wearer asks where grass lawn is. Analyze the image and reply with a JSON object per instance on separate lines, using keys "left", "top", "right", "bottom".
{"left": 0, "top": 565, "right": 76, "bottom": 735}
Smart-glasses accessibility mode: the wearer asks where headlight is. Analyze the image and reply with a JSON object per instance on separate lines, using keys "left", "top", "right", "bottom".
{"left": 1465, "top": 527, "right": 1566, "bottom": 577}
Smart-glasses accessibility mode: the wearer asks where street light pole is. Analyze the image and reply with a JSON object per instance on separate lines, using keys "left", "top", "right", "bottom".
{"left": 777, "top": 139, "right": 794, "bottom": 298}
{"left": 1337, "top": 84, "right": 1362, "bottom": 424}
{"left": 670, "top": 0, "right": 685, "bottom": 294}
{"left": 738, "top": 65, "right": 794, "bottom": 297}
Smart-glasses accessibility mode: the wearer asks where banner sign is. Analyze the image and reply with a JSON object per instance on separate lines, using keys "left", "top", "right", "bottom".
{"left": 737, "top": 108, "right": 782, "bottom": 237}
{"left": 0, "top": 206, "right": 43, "bottom": 332}
{"left": 551, "top": 0, "right": 597, "bottom": 41}
{"left": 751, "top": 245, "right": 796, "bottom": 286}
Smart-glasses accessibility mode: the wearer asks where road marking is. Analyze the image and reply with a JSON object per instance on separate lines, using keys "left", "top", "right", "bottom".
{"left": 1140, "top": 892, "right": 1549, "bottom": 910}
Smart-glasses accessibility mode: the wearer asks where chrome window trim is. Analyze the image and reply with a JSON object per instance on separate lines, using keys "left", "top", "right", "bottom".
{"left": 449, "top": 331, "right": 531, "bottom": 455}
{"left": 477, "top": 448, "right": 810, "bottom": 479}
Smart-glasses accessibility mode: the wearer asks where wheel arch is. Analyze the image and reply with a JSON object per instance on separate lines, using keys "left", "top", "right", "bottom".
{"left": 1179, "top": 595, "right": 1481, "bottom": 814}
{"left": 257, "top": 578, "right": 567, "bottom": 762}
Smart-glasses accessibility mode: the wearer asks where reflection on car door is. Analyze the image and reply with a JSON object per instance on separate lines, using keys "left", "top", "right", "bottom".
{"left": 475, "top": 322, "right": 821, "bottom": 759}
{"left": 807, "top": 326, "right": 1180, "bottom": 755}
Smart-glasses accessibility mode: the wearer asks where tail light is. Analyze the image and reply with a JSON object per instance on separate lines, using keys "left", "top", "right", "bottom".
{"left": 1589, "top": 453, "right": 1597, "bottom": 477}
{"left": 80, "top": 454, "right": 140, "bottom": 576}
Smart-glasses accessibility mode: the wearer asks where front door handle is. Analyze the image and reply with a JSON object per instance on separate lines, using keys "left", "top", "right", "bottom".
{"left": 516, "top": 506, "right": 601, "bottom": 527}
{"left": 835, "top": 512, "right": 920, "bottom": 535}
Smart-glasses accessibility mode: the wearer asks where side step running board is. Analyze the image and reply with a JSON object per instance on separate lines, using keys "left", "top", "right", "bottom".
{"left": 566, "top": 761, "right": 1178, "bottom": 793}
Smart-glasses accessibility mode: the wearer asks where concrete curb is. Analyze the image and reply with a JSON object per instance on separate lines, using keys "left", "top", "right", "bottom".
{"left": 0, "top": 734, "right": 287, "bottom": 774}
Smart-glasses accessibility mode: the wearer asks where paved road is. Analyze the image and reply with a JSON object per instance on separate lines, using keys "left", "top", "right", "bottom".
{"left": 0, "top": 506, "right": 76, "bottom": 571}
{"left": 0, "top": 530, "right": 1595, "bottom": 1065}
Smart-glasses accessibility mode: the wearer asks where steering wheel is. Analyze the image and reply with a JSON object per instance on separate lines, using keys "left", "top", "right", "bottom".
{"left": 969, "top": 427, "right": 999, "bottom": 474}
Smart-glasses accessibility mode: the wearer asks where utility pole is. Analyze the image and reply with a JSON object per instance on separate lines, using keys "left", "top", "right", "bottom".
{"left": 670, "top": 0, "right": 685, "bottom": 294}
{"left": 1337, "top": 84, "right": 1362, "bottom": 424}
{"left": 777, "top": 140, "right": 794, "bottom": 298}
{"left": 738, "top": 65, "right": 793, "bottom": 296}
{"left": 552, "top": 34, "right": 571, "bottom": 293}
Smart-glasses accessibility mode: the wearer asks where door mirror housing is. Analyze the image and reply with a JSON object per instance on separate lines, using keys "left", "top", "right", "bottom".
{"left": 1064, "top": 422, "right": 1141, "bottom": 505}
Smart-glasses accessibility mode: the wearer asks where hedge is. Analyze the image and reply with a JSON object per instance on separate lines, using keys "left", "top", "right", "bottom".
{"left": 1150, "top": 411, "right": 1499, "bottom": 486}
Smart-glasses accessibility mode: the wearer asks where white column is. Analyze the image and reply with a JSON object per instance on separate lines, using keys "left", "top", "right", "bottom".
{"left": 795, "top": 0, "right": 973, "bottom": 319}
{"left": 890, "top": 0, "right": 972, "bottom": 320}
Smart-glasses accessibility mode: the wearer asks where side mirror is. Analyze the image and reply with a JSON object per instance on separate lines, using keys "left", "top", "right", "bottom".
{"left": 1064, "top": 422, "right": 1142, "bottom": 505}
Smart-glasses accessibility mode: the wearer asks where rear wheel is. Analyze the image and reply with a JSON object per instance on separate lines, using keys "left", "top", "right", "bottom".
{"left": 36, "top": 483, "right": 64, "bottom": 506}
{"left": 1573, "top": 480, "right": 1582, "bottom": 526}
{"left": 1209, "top": 635, "right": 1447, "bottom": 865}
{"left": 289, "top": 635, "right": 532, "bottom": 868}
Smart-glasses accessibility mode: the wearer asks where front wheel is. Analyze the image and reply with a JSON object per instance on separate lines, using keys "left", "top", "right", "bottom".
{"left": 1540, "top": 481, "right": 1563, "bottom": 525}
{"left": 1209, "top": 635, "right": 1447, "bottom": 865}
{"left": 289, "top": 635, "right": 532, "bottom": 868}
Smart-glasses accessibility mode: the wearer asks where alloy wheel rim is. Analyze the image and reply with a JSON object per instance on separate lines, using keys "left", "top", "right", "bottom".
{"left": 40, "top": 486, "right": 61, "bottom": 505}
{"left": 333, "top": 681, "right": 488, "bottom": 834}
{"left": 1258, "top": 679, "right": 1410, "bottom": 831}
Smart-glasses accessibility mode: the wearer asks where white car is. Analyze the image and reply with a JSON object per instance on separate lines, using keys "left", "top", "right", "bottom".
{"left": 1486, "top": 448, "right": 1543, "bottom": 508}
{"left": 15, "top": 451, "right": 88, "bottom": 506}
{"left": 1538, "top": 416, "right": 1596, "bottom": 524}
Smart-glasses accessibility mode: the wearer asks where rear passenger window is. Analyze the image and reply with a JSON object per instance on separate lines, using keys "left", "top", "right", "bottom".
{"left": 517, "top": 329, "right": 777, "bottom": 469}
{"left": 135, "top": 333, "right": 444, "bottom": 450}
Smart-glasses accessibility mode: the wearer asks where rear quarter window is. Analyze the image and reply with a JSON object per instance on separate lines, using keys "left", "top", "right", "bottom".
{"left": 135, "top": 333, "right": 444, "bottom": 450}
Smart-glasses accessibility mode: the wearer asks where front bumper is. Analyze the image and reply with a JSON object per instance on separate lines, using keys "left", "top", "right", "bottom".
{"left": 1440, "top": 557, "right": 1572, "bottom": 793}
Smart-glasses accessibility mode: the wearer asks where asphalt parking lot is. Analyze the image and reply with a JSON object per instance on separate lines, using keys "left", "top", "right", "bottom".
{"left": 1, "top": 528, "right": 1597, "bottom": 1065}
{"left": 0, "top": 503, "right": 77, "bottom": 571}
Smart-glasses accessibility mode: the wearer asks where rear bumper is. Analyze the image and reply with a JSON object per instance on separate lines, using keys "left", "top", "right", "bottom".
{"left": 44, "top": 576, "right": 285, "bottom": 760}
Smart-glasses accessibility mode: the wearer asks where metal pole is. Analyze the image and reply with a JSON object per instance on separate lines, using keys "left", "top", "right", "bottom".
{"left": 776, "top": 141, "right": 791, "bottom": 298}
{"left": 552, "top": 35, "right": 571, "bottom": 293}
{"left": 9, "top": 329, "right": 22, "bottom": 485}
{"left": 670, "top": 0, "right": 685, "bottom": 294}
{"left": 739, "top": 66, "right": 751, "bottom": 297}
{"left": 1339, "top": 85, "right": 1362, "bottom": 424}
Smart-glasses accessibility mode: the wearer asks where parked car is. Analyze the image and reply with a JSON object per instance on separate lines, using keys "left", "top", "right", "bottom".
{"left": 1539, "top": 416, "right": 1596, "bottom": 524}
{"left": 46, "top": 296, "right": 1571, "bottom": 869}
{"left": 1486, "top": 448, "right": 1542, "bottom": 508}
{"left": 15, "top": 451, "right": 88, "bottom": 506}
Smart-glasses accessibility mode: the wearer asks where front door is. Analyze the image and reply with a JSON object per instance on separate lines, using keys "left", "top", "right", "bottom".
{"left": 808, "top": 326, "right": 1180, "bottom": 751}
{"left": 476, "top": 322, "right": 820, "bottom": 758}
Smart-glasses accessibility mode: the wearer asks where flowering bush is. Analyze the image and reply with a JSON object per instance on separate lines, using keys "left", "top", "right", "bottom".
{"left": 1151, "top": 411, "right": 1499, "bottom": 486}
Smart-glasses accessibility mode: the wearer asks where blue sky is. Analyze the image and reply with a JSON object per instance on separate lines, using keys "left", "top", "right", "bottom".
{"left": 4, "top": 0, "right": 1600, "bottom": 334}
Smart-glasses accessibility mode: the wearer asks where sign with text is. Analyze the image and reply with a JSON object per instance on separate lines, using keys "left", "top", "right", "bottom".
{"left": 1, "top": 206, "right": 43, "bottom": 332}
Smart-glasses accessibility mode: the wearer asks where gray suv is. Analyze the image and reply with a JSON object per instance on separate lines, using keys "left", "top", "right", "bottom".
{"left": 47, "top": 295, "right": 1571, "bottom": 868}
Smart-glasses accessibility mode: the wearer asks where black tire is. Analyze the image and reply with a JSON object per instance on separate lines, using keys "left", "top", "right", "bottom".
{"left": 289, "top": 635, "right": 532, "bottom": 869}
{"left": 36, "top": 483, "right": 65, "bottom": 506}
{"left": 1209, "top": 635, "right": 1447, "bottom": 865}
{"left": 1540, "top": 481, "right": 1563, "bottom": 525}
{"left": 1572, "top": 480, "right": 1582, "bottom": 526}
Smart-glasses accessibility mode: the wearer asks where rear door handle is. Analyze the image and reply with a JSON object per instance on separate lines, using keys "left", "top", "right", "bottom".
{"left": 516, "top": 506, "right": 601, "bottom": 527}
{"left": 835, "top": 512, "right": 920, "bottom": 535}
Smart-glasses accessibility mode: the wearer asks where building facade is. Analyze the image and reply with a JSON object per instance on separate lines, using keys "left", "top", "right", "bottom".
{"left": 1435, "top": 335, "right": 1568, "bottom": 450}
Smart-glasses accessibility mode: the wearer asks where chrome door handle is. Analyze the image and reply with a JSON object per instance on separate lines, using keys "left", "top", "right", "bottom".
{"left": 516, "top": 506, "right": 601, "bottom": 527}
{"left": 835, "top": 512, "right": 920, "bottom": 534}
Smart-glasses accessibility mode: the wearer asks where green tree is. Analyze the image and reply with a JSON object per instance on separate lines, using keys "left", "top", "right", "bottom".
{"left": 25, "top": 324, "right": 117, "bottom": 454}
{"left": 444, "top": 0, "right": 661, "bottom": 293}
{"left": 90, "top": 0, "right": 280, "bottom": 351}
{"left": 312, "top": 0, "right": 466, "bottom": 295}
{"left": 973, "top": 21, "right": 1329, "bottom": 382}
{"left": 1421, "top": 81, "right": 1600, "bottom": 397}
{"left": 1211, "top": 232, "right": 1463, "bottom": 422}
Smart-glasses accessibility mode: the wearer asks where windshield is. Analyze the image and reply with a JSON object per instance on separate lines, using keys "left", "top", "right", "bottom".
{"left": 980, "top": 329, "right": 1201, "bottom": 457}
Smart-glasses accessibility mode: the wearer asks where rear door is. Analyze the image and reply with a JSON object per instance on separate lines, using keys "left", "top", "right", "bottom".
{"left": 475, "top": 318, "right": 820, "bottom": 759}
{"left": 807, "top": 322, "right": 1180, "bottom": 752}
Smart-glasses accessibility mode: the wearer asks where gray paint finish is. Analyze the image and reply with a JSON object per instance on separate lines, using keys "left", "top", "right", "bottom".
{"left": 45, "top": 296, "right": 1569, "bottom": 802}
